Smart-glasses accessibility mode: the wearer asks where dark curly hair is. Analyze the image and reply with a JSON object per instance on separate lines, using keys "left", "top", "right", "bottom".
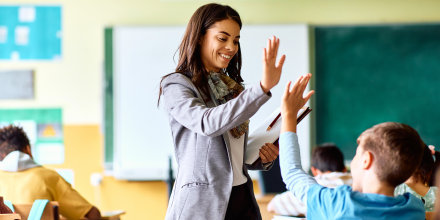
{"left": 0, "top": 125, "right": 30, "bottom": 160}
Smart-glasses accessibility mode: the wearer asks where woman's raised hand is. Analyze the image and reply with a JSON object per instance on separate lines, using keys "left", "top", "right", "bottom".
{"left": 260, "top": 36, "right": 286, "bottom": 93}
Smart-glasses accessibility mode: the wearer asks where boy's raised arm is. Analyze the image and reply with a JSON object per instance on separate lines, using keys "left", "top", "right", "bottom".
{"left": 279, "top": 74, "right": 317, "bottom": 203}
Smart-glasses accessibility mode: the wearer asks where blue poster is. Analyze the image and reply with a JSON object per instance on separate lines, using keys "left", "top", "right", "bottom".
{"left": 0, "top": 6, "right": 62, "bottom": 60}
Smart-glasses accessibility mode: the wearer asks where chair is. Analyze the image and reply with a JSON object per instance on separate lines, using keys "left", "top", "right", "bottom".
{"left": 6, "top": 201, "right": 124, "bottom": 220}
{"left": 0, "top": 213, "right": 21, "bottom": 220}
{"left": 8, "top": 201, "right": 59, "bottom": 220}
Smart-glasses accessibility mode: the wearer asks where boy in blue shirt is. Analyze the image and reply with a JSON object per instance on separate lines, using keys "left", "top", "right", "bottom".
{"left": 279, "top": 73, "right": 425, "bottom": 219}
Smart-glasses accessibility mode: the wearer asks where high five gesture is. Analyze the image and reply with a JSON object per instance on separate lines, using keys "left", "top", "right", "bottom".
{"left": 261, "top": 36, "right": 286, "bottom": 93}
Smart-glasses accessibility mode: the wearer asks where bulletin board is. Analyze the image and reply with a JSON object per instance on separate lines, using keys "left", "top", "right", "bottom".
{"left": 0, "top": 108, "right": 64, "bottom": 164}
{"left": 0, "top": 5, "right": 61, "bottom": 60}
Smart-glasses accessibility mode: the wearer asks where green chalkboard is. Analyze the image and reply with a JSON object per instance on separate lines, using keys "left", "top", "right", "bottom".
{"left": 314, "top": 24, "right": 440, "bottom": 160}
{"left": 104, "top": 28, "right": 114, "bottom": 168}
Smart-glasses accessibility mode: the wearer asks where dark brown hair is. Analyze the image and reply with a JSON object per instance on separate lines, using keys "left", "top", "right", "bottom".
{"left": 411, "top": 145, "right": 440, "bottom": 186}
{"left": 158, "top": 3, "right": 243, "bottom": 105}
{"left": 0, "top": 125, "right": 30, "bottom": 160}
{"left": 311, "top": 143, "right": 345, "bottom": 172}
{"left": 359, "top": 122, "right": 425, "bottom": 187}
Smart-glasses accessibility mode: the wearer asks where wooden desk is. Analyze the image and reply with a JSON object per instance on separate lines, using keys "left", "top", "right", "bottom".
{"left": 60, "top": 210, "right": 125, "bottom": 220}
{"left": 256, "top": 193, "right": 276, "bottom": 220}
{"left": 0, "top": 214, "right": 21, "bottom": 220}
{"left": 101, "top": 210, "right": 125, "bottom": 220}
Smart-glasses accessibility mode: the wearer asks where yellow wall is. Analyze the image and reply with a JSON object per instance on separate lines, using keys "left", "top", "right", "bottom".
{"left": 1, "top": 0, "right": 440, "bottom": 123}
{"left": 1, "top": 0, "right": 440, "bottom": 219}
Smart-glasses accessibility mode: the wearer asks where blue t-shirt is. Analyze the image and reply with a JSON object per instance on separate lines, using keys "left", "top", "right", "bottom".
{"left": 307, "top": 184, "right": 425, "bottom": 219}
{"left": 279, "top": 132, "right": 425, "bottom": 220}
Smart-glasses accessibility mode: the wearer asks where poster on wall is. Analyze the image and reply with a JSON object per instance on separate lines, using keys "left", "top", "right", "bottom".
{"left": 0, "top": 108, "right": 64, "bottom": 164}
{"left": 0, "top": 5, "right": 62, "bottom": 60}
{"left": 0, "top": 70, "right": 34, "bottom": 99}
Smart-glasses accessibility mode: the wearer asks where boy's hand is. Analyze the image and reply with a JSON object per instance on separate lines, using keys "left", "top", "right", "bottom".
{"left": 281, "top": 73, "right": 314, "bottom": 133}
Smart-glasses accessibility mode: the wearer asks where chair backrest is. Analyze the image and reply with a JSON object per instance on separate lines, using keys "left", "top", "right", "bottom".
{"left": 0, "top": 213, "right": 21, "bottom": 220}
{"left": 12, "top": 201, "right": 59, "bottom": 220}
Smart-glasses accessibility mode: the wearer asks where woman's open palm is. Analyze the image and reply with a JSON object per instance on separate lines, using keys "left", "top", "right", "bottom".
{"left": 261, "top": 36, "right": 286, "bottom": 93}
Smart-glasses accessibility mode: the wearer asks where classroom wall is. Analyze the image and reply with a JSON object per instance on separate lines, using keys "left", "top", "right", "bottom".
{"left": 0, "top": 0, "right": 439, "bottom": 219}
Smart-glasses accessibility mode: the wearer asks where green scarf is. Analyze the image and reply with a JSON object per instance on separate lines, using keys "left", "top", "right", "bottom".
{"left": 207, "top": 71, "right": 249, "bottom": 138}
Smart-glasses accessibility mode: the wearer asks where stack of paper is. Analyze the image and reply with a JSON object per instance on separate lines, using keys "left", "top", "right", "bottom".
{"left": 245, "top": 107, "right": 310, "bottom": 164}
{"left": 272, "top": 215, "right": 306, "bottom": 220}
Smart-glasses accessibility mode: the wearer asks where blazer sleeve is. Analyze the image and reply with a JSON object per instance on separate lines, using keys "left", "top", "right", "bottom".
{"left": 161, "top": 73, "right": 271, "bottom": 137}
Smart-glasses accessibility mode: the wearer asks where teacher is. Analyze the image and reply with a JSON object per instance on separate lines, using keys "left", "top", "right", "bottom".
{"left": 159, "top": 3, "right": 285, "bottom": 220}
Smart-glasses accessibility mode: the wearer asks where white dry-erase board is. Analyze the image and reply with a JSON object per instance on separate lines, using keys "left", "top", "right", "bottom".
{"left": 104, "top": 25, "right": 311, "bottom": 180}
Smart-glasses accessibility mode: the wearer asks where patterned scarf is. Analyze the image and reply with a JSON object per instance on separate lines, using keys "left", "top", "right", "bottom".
{"left": 207, "top": 71, "right": 249, "bottom": 138}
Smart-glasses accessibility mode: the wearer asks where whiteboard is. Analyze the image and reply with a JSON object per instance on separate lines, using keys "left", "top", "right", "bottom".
{"left": 111, "top": 25, "right": 311, "bottom": 180}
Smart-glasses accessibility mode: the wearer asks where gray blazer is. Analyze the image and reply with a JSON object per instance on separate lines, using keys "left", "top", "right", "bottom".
{"left": 161, "top": 73, "right": 272, "bottom": 220}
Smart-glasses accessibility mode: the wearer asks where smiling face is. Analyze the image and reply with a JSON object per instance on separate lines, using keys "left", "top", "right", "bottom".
{"left": 200, "top": 19, "right": 240, "bottom": 73}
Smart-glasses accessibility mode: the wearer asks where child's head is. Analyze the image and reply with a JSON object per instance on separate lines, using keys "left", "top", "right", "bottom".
{"left": 0, "top": 125, "right": 31, "bottom": 160}
{"left": 406, "top": 145, "right": 440, "bottom": 186}
{"left": 311, "top": 144, "right": 346, "bottom": 176}
{"left": 176, "top": 3, "right": 243, "bottom": 86}
{"left": 350, "top": 122, "right": 425, "bottom": 191}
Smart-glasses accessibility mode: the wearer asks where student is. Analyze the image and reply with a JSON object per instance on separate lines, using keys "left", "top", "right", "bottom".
{"left": 159, "top": 3, "right": 285, "bottom": 219}
{"left": 394, "top": 145, "right": 440, "bottom": 219}
{"left": 279, "top": 73, "right": 426, "bottom": 219}
{"left": 0, "top": 125, "right": 101, "bottom": 220}
{"left": 267, "top": 144, "right": 352, "bottom": 216}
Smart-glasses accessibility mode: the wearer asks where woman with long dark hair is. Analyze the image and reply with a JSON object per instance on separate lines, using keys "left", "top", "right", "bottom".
{"left": 160, "top": 3, "right": 285, "bottom": 219}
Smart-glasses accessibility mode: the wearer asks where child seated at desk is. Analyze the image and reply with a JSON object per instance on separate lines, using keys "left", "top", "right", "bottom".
{"left": 267, "top": 144, "right": 352, "bottom": 216}
{"left": 394, "top": 144, "right": 439, "bottom": 220}
{"left": 279, "top": 73, "right": 426, "bottom": 219}
{"left": 0, "top": 125, "right": 101, "bottom": 219}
